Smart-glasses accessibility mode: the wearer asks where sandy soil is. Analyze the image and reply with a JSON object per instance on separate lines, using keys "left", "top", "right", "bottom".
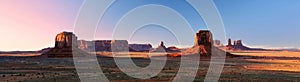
{"left": 230, "top": 51, "right": 300, "bottom": 73}
{"left": 244, "top": 59, "right": 300, "bottom": 72}
{"left": 0, "top": 51, "right": 299, "bottom": 82}
{"left": 0, "top": 53, "right": 40, "bottom": 57}
{"left": 232, "top": 51, "right": 300, "bottom": 58}
{"left": 94, "top": 52, "right": 170, "bottom": 58}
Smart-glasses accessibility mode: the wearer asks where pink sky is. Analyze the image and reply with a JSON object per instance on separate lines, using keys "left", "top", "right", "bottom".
{"left": 0, "top": 0, "right": 82, "bottom": 51}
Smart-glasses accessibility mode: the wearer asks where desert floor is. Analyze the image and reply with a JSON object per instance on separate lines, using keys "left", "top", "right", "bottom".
{"left": 0, "top": 51, "right": 299, "bottom": 82}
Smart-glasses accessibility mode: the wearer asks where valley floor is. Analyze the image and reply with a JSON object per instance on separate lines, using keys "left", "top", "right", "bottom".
{"left": 0, "top": 51, "right": 299, "bottom": 82}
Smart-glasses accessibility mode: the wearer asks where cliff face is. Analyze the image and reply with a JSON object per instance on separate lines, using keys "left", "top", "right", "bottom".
{"left": 42, "top": 32, "right": 88, "bottom": 58}
{"left": 129, "top": 44, "right": 152, "bottom": 51}
{"left": 190, "top": 30, "right": 213, "bottom": 56}
{"left": 169, "top": 30, "right": 232, "bottom": 57}
{"left": 111, "top": 40, "right": 129, "bottom": 52}
{"left": 194, "top": 30, "right": 213, "bottom": 46}
{"left": 55, "top": 32, "right": 78, "bottom": 48}
{"left": 78, "top": 40, "right": 129, "bottom": 52}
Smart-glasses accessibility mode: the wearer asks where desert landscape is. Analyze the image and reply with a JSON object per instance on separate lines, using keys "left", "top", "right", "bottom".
{"left": 0, "top": 31, "right": 299, "bottom": 82}
{"left": 1, "top": 0, "right": 300, "bottom": 81}
{"left": 0, "top": 51, "right": 300, "bottom": 82}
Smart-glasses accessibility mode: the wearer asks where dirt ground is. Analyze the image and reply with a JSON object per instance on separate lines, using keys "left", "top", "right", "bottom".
{"left": 0, "top": 51, "right": 299, "bottom": 82}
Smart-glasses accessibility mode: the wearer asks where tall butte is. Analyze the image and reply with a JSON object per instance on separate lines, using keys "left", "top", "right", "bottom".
{"left": 42, "top": 31, "right": 88, "bottom": 58}
{"left": 181, "top": 30, "right": 213, "bottom": 56}
{"left": 177, "top": 30, "right": 233, "bottom": 57}
{"left": 55, "top": 31, "right": 78, "bottom": 48}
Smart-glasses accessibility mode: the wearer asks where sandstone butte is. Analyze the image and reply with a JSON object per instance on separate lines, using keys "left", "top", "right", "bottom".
{"left": 168, "top": 30, "right": 233, "bottom": 57}
{"left": 42, "top": 32, "right": 89, "bottom": 58}
{"left": 43, "top": 30, "right": 232, "bottom": 58}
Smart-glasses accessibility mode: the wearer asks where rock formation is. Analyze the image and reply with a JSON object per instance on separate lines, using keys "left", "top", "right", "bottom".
{"left": 226, "top": 39, "right": 251, "bottom": 50}
{"left": 191, "top": 30, "right": 213, "bottom": 56}
{"left": 152, "top": 41, "right": 167, "bottom": 52}
{"left": 227, "top": 38, "right": 232, "bottom": 46}
{"left": 42, "top": 32, "right": 88, "bottom": 58}
{"left": 167, "top": 46, "right": 181, "bottom": 52}
{"left": 129, "top": 44, "right": 152, "bottom": 51}
{"left": 78, "top": 40, "right": 129, "bottom": 52}
{"left": 54, "top": 32, "right": 78, "bottom": 48}
{"left": 194, "top": 30, "right": 213, "bottom": 46}
{"left": 213, "top": 40, "right": 223, "bottom": 47}
{"left": 169, "top": 30, "right": 233, "bottom": 57}
{"left": 78, "top": 40, "right": 94, "bottom": 51}
{"left": 234, "top": 40, "right": 243, "bottom": 46}
{"left": 152, "top": 41, "right": 181, "bottom": 52}
{"left": 111, "top": 40, "right": 129, "bottom": 52}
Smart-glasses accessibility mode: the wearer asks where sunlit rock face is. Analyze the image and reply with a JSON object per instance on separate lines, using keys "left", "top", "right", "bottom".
{"left": 55, "top": 32, "right": 78, "bottom": 48}
{"left": 42, "top": 32, "right": 87, "bottom": 58}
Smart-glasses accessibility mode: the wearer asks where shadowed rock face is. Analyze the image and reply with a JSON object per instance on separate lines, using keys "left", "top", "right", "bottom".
{"left": 234, "top": 40, "right": 243, "bottom": 46}
{"left": 152, "top": 41, "right": 167, "bottom": 52}
{"left": 226, "top": 39, "right": 251, "bottom": 50}
{"left": 129, "top": 44, "right": 152, "bottom": 51}
{"left": 169, "top": 30, "right": 233, "bottom": 57}
{"left": 111, "top": 40, "right": 129, "bottom": 52}
{"left": 213, "top": 40, "right": 223, "bottom": 47}
{"left": 192, "top": 30, "right": 213, "bottom": 56}
{"left": 227, "top": 38, "right": 232, "bottom": 46}
{"left": 194, "top": 30, "right": 213, "bottom": 46}
{"left": 152, "top": 41, "right": 181, "bottom": 52}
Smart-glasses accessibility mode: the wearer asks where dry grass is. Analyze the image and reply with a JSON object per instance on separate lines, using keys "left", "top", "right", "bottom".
{"left": 0, "top": 53, "right": 40, "bottom": 57}
{"left": 231, "top": 51, "right": 300, "bottom": 72}
{"left": 244, "top": 59, "right": 300, "bottom": 72}
{"left": 232, "top": 51, "right": 300, "bottom": 58}
{"left": 94, "top": 52, "right": 172, "bottom": 58}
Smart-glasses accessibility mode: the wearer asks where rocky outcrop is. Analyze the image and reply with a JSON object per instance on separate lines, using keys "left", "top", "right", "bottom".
{"left": 152, "top": 41, "right": 181, "bottom": 52}
{"left": 192, "top": 30, "right": 213, "bottom": 56}
{"left": 169, "top": 30, "right": 233, "bottom": 57}
{"left": 78, "top": 40, "right": 129, "bottom": 52}
{"left": 152, "top": 41, "right": 167, "bottom": 52}
{"left": 111, "top": 40, "right": 129, "bottom": 52}
{"left": 213, "top": 40, "right": 223, "bottom": 47}
{"left": 129, "top": 44, "right": 152, "bottom": 51}
{"left": 54, "top": 32, "right": 78, "bottom": 48}
{"left": 227, "top": 38, "right": 232, "bottom": 46}
{"left": 194, "top": 30, "right": 213, "bottom": 46}
{"left": 42, "top": 32, "right": 88, "bottom": 58}
{"left": 167, "top": 46, "right": 181, "bottom": 52}
{"left": 226, "top": 39, "right": 251, "bottom": 50}
{"left": 234, "top": 40, "right": 243, "bottom": 47}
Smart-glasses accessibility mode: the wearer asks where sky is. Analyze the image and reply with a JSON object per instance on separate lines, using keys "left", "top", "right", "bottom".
{"left": 0, "top": 0, "right": 299, "bottom": 51}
